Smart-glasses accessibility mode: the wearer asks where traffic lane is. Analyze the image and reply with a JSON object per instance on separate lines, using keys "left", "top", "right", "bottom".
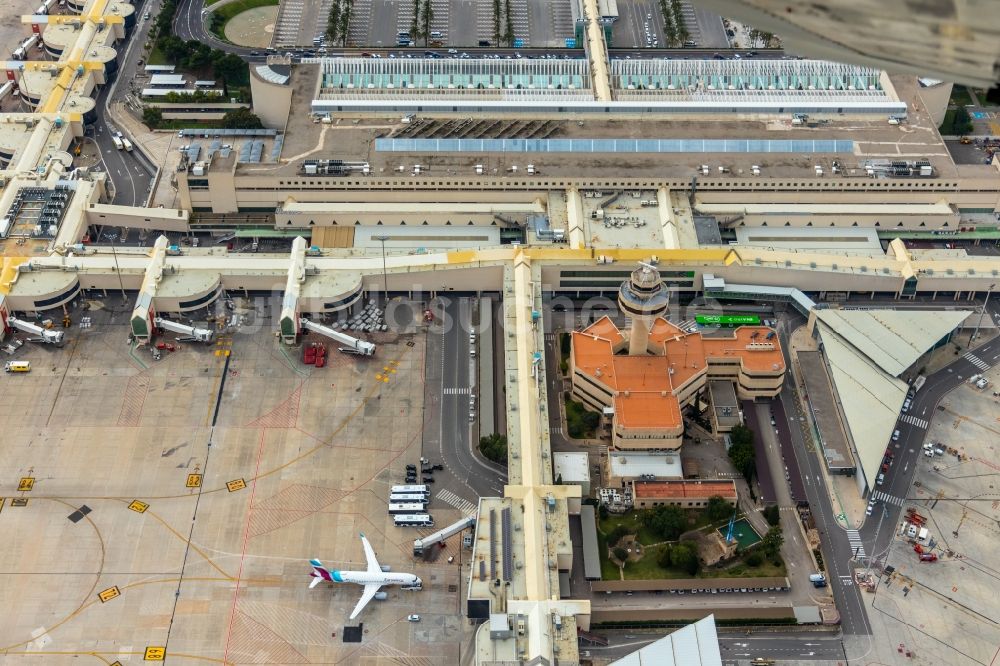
{"left": 778, "top": 386, "right": 870, "bottom": 636}
{"left": 439, "top": 297, "right": 504, "bottom": 497}
{"left": 719, "top": 634, "right": 846, "bottom": 661}
{"left": 864, "top": 345, "right": 1000, "bottom": 550}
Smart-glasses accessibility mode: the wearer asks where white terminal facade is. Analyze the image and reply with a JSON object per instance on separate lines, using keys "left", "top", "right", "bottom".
{"left": 1, "top": 0, "right": 1000, "bottom": 662}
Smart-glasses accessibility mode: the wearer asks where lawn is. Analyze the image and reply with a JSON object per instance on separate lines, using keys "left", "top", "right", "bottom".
{"left": 146, "top": 43, "right": 168, "bottom": 66}
{"left": 599, "top": 512, "right": 661, "bottom": 546}
{"left": 208, "top": 0, "right": 279, "bottom": 40}
{"left": 950, "top": 85, "right": 974, "bottom": 107}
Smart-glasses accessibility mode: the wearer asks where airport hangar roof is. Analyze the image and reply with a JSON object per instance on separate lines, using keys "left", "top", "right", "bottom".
{"left": 814, "top": 308, "right": 970, "bottom": 378}
{"left": 609, "top": 614, "right": 722, "bottom": 666}
{"left": 813, "top": 308, "right": 968, "bottom": 488}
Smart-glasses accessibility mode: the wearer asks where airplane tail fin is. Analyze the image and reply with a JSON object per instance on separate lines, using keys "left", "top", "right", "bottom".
{"left": 309, "top": 558, "right": 333, "bottom": 588}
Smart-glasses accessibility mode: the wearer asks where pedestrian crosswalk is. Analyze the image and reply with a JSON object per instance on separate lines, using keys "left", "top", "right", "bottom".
{"left": 871, "top": 490, "right": 904, "bottom": 507}
{"left": 846, "top": 529, "right": 866, "bottom": 558}
{"left": 550, "top": 426, "right": 563, "bottom": 435}
{"left": 443, "top": 387, "right": 471, "bottom": 395}
{"left": 964, "top": 352, "right": 990, "bottom": 371}
{"left": 436, "top": 488, "right": 477, "bottom": 515}
{"left": 899, "top": 414, "right": 928, "bottom": 429}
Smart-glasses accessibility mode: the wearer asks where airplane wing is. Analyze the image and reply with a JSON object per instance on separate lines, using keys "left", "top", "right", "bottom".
{"left": 360, "top": 533, "right": 382, "bottom": 574}
{"left": 349, "top": 583, "right": 382, "bottom": 620}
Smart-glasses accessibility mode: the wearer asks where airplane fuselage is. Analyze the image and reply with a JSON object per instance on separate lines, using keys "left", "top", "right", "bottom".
{"left": 330, "top": 570, "right": 420, "bottom": 587}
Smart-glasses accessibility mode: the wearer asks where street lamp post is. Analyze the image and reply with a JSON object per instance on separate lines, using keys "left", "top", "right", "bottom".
{"left": 373, "top": 235, "right": 389, "bottom": 298}
{"left": 971, "top": 283, "right": 995, "bottom": 346}
{"left": 110, "top": 233, "right": 127, "bottom": 303}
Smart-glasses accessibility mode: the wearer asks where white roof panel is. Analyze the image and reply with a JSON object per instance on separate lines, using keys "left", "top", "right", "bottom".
{"left": 609, "top": 615, "right": 722, "bottom": 666}
{"left": 815, "top": 309, "right": 969, "bottom": 377}
{"left": 817, "top": 322, "right": 907, "bottom": 487}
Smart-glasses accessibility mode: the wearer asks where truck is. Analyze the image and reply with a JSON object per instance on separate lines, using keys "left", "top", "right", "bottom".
{"left": 111, "top": 135, "right": 124, "bottom": 150}
{"left": 4, "top": 361, "right": 31, "bottom": 373}
{"left": 809, "top": 573, "right": 827, "bottom": 588}
{"left": 121, "top": 137, "right": 134, "bottom": 152}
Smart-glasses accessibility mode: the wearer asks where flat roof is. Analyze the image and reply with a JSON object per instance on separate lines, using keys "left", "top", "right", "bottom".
{"left": 633, "top": 480, "right": 737, "bottom": 499}
{"left": 609, "top": 453, "right": 683, "bottom": 479}
{"left": 553, "top": 452, "right": 590, "bottom": 482}
{"left": 580, "top": 505, "right": 602, "bottom": 581}
{"left": 734, "top": 226, "right": 883, "bottom": 254}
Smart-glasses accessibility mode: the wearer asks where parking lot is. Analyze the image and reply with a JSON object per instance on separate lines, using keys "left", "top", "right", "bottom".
{"left": 0, "top": 296, "right": 468, "bottom": 662}
{"left": 867, "top": 363, "right": 1000, "bottom": 664}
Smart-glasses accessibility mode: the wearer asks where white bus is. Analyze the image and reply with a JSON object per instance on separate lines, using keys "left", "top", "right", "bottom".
{"left": 388, "top": 503, "right": 427, "bottom": 515}
{"left": 389, "top": 493, "right": 429, "bottom": 504}
{"left": 390, "top": 485, "right": 428, "bottom": 495}
{"left": 394, "top": 514, "right": 434, "bottom": 527}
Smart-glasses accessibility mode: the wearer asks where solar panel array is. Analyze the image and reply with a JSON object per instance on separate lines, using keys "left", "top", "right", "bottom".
{"left": 178, "top": 129, "right": 278, "bottom": 137}
{"left": 376, "top": 137, "right": 855, "bottom": 154}
{"left": 239, "top": 141, "right": 253, "bottom": 162}
{"left": 270, "top": 135, "right": 284, "bottom": 161}
{"left": 186, "top": 144, "right": 201, "bottom": 162}
{"left": 501, "top": 506, "right": 513, "bottom": 582}
{"left": 207, "top": 139, "right": 221, "bottom": 159}
{"left": 249, "top": 140, "right": 264, "bottom": 162}
{"left": 489, "top": 509, "right": 497, "bottom": 581}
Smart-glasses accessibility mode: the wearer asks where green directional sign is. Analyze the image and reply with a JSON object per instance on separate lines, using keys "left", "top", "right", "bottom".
{"left": 695, "top": 313, "right": 762, "bottom": 326}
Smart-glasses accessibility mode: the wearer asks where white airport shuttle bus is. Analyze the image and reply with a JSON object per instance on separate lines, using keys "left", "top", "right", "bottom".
{"left": 394, "top": 514, "right": 434, "bottom": 527}
{"left": 389, "top": 493, "right": 429, "bottom": 504}
{"left": 390, "top": 485, "right": 429, "bottom": 495}
{"left": 388, "top": 503, "right": 427, "bottom": 515}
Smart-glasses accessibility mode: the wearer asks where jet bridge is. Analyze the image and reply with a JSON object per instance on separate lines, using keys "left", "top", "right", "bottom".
{"left": 7, "top": 315, "right": 64, "bottom": 346}
{"left": 414, "top": 516, "right": 477, "bottom": 556}
{"left": 299, "top": 318, "right": 375, "bottom": 356}
{"left": 153, "top": 317, "right": 214, "bottom": 343}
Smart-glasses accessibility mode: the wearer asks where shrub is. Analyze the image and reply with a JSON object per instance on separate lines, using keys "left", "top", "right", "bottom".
{"left": 764, "top": 504, "right": 781, "bottom": 526}
{"left": 478, "top": 433, "right": 508, "bottom": 465}
{"left": 745, "top": 552, "right": 763, "bottom": 567}
{"left": 612, "top": 546, "right": 629, "bottom": 564}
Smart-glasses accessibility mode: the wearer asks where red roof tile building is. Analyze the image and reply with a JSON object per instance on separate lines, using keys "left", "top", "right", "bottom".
{"left": 569, "top": 265, "right": 785, "bottom": 451}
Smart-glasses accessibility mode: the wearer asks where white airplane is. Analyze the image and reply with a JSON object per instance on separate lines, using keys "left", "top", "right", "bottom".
{"left": 309, "top": 533, "right": 422, "bottom": 620}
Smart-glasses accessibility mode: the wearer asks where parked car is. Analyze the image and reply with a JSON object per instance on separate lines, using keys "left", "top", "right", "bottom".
{"left": 408, "top": 614, "right": 421, "bottom": 622}
{"left": 892, "top": 430, "right": 900, "bottom": 441}
{"left": 422, "top": 477, "right": 435, "bottom": 483}
{"left": 877, "top": 473, "right": 886, "bottom": 486}
{"left": 866, "top": 500, "right": 875, "bottom": 516}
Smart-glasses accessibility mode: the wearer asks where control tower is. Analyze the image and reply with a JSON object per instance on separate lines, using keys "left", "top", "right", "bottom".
{"left": 618, "top": 263, "right": 669, "bottom": 355}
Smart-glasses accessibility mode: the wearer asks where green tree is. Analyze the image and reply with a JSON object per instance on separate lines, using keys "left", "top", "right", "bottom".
{"left": 492, "top": 0, "right": 502, "bottom": 46}
{"left": 745, "top": 551, "right": 763, "bottom": 567}
{"left": 763, "top": 504, "right": 781, "bottom": 526}
{"left": 326, "top": 0, "right": 342, "bottom": 42}
{"left": 641, "top": 504, "right": 686, "bottom": 541}
{"left": 410, "top": 0, "right": 421, "bottom": 42}
{"left": 657, "top": 543, "right": 673, "bottom": 569}
{"left": 222, "top": 107, "right": 264, "bottom": 129}
{"left": 213, "top": 53, "right": 249, "bottom": 91}
{"left": 606, "top": 524, "right": 631, "bottom": 547}
{"left": 142, "top": 107, "right": 163, "bottom": 128}
{"left": 338, "top": 0, "right": 353, "bottom": 47}
{"left": 598, "top": 504, "right": 609, "bottom": 520}
{"left": 502, "top": 0, "right": 514, "bottom": 46}
{"left": 670, "top": 541, "right": 700, "bottom": 575}
{"left": 612, "top": 546, "right": 629, "bottom": 564}
{"left": 478, "top": 433, "right": 508, "bottom": 464}
{"left": 420, "top": 0, "right": 434, "bottom": 45}
{"left": 761, "top": 526, "right": 784, "bottom": 558}
{"left": 704, "top": 496, "right": 732, "bottom": 523}
{"left": 728, "top": 425, "right": 756, "bottom": 484}
{"left": 953, "top": 107, "right": 974, "bottom": 134}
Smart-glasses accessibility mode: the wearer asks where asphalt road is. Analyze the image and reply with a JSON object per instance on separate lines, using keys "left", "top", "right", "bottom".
{"left": 859, "top": 331, "right": 1000, "bottom": 561}
{"left": 773, "top": 313, "right": 873, "bottom": 638}
{"left": 584, "top": 631, "right": 846, "bottom": 662}
{"left": 91, "top": 0, "right": 156, "bottom": 206}
{"left": 423, "top": 296, "right": 505, "bottom": 500}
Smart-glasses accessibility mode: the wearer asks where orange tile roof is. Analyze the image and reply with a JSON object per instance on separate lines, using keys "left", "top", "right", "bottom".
{"left": 633, "top": 480, "right": 737, "bottom": 499}
{"left": 613, "top": 392, "right": 681, "bottom": 429}
{"left": 572, "top": 318, "right": 784, "bottom": 433}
